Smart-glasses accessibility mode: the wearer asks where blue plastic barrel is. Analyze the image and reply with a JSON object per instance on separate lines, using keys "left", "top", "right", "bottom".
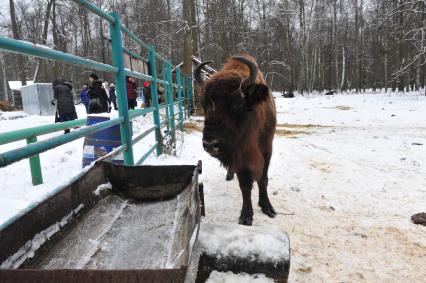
{"left": 82, "top": 115, "right": 132, "bottom": 167}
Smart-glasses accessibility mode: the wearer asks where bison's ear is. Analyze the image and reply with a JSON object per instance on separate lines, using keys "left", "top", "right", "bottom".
{"left": 244, "top": 83, "right": 269, "bottom": 109}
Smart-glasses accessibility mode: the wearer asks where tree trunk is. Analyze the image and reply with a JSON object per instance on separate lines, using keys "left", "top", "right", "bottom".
{"left": 340, "top": 46, "right": 345, "bottom": 90}
{"left": 1, "top": 55, "right": 9, "bottom": 102}
{"left": 183, "top": 0, "right": 193, "bottom": 76}
{"left": 34, "top": 0, "right": 54, "bottom": 83}
{"left": 9, "top": 0, "right": 26, "bottom": 86}
{"left": 298, "top": 0, "right": 306, "bottom": 93}
{"left": 354, "top": 0, "right": 359, "bottom": 92}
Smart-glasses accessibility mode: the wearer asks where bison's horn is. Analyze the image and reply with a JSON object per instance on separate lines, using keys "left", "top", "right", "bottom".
{"left": 232, "top": 56, "right": 258, "bottom": 85}
{"left": 194, "top": 61, "right": 213, "bottom": 85}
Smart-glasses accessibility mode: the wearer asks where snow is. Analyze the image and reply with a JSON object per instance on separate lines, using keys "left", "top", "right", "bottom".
{"left": 0, "top": 110, "right": 28, "bottom": 120}
{"left": 206, "top": 271, "right": 274, "bottom": 283}
{"left": 93, "top": 182, "right": 112, "bottom": 196}
{"left": 198, "top": 223, "right": 289, "bottom": 263}
{"left": 144, "top": 91, "right": 426, "bottom": 282}
{"left": 1, "top": 203, "right": 84, "bottom": 269}
{"left": 8, "top": 81, "right": 34, "bottom": 91}
{"left": 1, "top": 91, "right": 426, "bottom": 281}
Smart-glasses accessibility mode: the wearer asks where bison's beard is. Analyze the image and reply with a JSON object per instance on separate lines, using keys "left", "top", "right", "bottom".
{"left": 209, "top": 145, "right": 234, "bottom": 170}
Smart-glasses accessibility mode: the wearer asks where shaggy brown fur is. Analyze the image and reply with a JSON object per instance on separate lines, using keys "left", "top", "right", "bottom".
{"left": 196, "top": 55, "right": 277, "bottom": 225}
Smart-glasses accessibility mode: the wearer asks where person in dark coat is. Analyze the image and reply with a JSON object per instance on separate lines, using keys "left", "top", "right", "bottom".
{"left": 80, "top": 84, "right": 90, "bottom": 113}
{"left": 88, "top": 73, "right": 110, "bottom": 114}
{"left": 109, "top": 83, "right": 118, "bottom": 110}
{"left": 143, "top": 81, "right": 151, "bottom": 107}
{"left": 157, "top": 83, "right": 165, "bottom": 103}
{"left": 52, "top": 79, "right": 78, "bottom": 134}
{"left": 126, "top": 76, "right": 137, "bottom": 110}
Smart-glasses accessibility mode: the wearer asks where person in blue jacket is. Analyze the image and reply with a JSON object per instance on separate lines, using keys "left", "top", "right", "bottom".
{"left": 80, "top": 84, "right": 90, "bottom": 113}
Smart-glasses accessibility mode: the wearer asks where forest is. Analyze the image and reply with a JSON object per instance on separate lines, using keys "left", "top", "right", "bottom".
{"left": 0, "top": 0, "right": 425, "bottom": 101}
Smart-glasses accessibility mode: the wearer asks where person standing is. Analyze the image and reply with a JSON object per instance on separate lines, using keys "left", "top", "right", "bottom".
{"left": 102, "top": 81, "right": 112, "bottom": 112}
{"left": 88, "top": 73, "right": 110, "bottom": 114}
{"left": 157, "top": 83, "right": 165, "bottom": 103}
{"left": 143, "top": 81, "right": 151, "bottom": 107}
{"left": 126, "top": 76, "right": 137, "bottom": 110}
{"left": 109, "top": 83, "right": 117, "bottom": 110}
{"left": 52, "top": 79, "right": 78, "bottom": 134}
{"left": 79, "top": 84, "right": 90, "bottom": 113}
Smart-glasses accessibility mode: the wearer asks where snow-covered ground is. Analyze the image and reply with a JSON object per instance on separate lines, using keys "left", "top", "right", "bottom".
{"left": 1, "top": 92, "right": 426, "bottom": 282}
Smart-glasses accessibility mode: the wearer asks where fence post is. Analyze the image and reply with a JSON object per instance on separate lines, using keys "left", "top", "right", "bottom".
{"left": 109, "top": 12, "right": 134, "bottom": 165}
{"left": 162, "top": 62, "right": 170, "bottom": 133}
{"left": 176, "top": 66, "right": 183, "bottom": 130}
{"left": 183, "top": 76, "right": 187, "bottom": 118}
{"left": 189, "top": 76, "right": 194, "bottom": 116}
{"left": 187, "top": 76, "right": 192, "bottom": 117}
{"left": 148, "top": 45, "right": 162, "bottom": 156}
{"left": 26, "top": 136, "right": 43, "bottom": 185}
{"left": 167, "top": 62, "right": 176, "bottom": 141}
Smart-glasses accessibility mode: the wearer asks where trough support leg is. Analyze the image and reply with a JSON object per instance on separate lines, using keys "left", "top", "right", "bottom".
{"left": 237, "top": 169, "right": 254, "bottom": 226}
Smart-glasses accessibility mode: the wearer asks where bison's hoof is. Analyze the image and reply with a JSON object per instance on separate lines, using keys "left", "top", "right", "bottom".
{"left": 225, "top": 171, "right": 234, "bottom": 181}
{"left": 239, "top": 210, "right": 253, "bottom": 226}
{"left": 259, "top": 201, "right": 277, "bottom": 218}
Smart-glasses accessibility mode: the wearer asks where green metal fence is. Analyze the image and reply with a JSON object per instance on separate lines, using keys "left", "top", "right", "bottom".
{"left": 0, "top": 0, "right": 194, "bottom": 186}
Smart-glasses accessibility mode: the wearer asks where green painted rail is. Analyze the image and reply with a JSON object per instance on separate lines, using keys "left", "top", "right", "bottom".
{"left": 0, "top": 0, "right": 193, "bottom": 186}
{"left": 0, "top": 118, "right": 87, "bottom": 145}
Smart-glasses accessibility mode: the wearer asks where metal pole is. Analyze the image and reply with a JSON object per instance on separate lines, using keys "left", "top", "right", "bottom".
{"left": 176, "top": 66, "right": 183, "bottom": 129}
{"left": 187, "top": 76, "right": 191, "bottom": 117}
{"left": 148, "top": 45, "right": 162, "bottom": 156}
{"left": 109, "top": 12, "right": 134, "bottom": 165}
{"left": 189, "top": 75, "right": 194, "bottom": 117}
{"left": 162, "top": 62, "right": 170, "bottom": 133}
{"left": 167, "top": 62, "right": 176, "bottom": 141}
{"left": 26, "top": 136, "right": 43, "bottom": 186}
{"left": 0, "top": 118, "right": 87, "bottom": 145}
{"left": 182, "top": 76, "right": 186, "bottom": 118}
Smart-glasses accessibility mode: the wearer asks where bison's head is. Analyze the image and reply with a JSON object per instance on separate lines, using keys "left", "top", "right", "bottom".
{"left": 194, "top": 56, "right": 269, "bottom": 161}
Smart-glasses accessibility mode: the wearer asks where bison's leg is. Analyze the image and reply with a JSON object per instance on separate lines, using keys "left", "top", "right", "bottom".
{"left": 225, "top": 169, "right": 234, "bottom": 181}
{"left": 257, "top": 151, "right": 277, "bottom": 218}
{"left": 236, "top": 169, "right": 254, "bottom": 226}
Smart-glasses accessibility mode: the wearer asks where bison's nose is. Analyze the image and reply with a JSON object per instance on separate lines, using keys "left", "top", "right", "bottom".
{"left": 202, "top": 138, "right": 220, "bottom": 154}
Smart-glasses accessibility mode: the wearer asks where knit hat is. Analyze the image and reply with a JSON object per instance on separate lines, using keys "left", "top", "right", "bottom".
{"left": 89, "top": 73, "right": 99, "bottom": 80}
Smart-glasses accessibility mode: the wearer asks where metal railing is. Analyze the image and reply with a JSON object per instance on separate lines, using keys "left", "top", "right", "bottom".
{"left": 0, "top": 0, "right": 194, "bottom": 186}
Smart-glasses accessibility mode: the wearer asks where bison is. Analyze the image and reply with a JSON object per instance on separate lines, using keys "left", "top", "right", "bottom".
{"left": 194, "top": 55, "right": 277, "bottom": 226}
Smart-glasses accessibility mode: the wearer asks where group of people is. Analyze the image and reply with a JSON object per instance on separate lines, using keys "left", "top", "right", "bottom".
{"left": 79, "top": 74, "right": 140, "bottom": 113}
{"left": 52, "top": 73, "right": 167, "bottom": 134}
{"left": 141, "top": 81, "right": 166, "bottom": 107}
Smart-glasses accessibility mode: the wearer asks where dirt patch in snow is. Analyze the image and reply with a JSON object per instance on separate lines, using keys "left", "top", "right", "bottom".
{"left": 309, "top": 159, "right": 333, "bottom": 173}
{"left": 275, "top": 129, "right": 310, "bottom": 138}
{"left": 276, "top": 123, "right": 331, "bottom": 129}
{"left": 183, "top": 122, "right": 203, "bottom": 133}
{"left": 334, "top": 105, "right": 352, "bottom": 110}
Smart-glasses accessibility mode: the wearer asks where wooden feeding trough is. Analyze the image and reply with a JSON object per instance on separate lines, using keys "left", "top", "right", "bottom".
{"left": 0, "top": 161, "right": 203, "bottom": 283}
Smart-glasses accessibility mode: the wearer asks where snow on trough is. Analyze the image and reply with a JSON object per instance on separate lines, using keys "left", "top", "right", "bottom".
{"left": 1, "top": 92, "right": 426, "bottom": 282}
{"left": 0, "top": 203, "right": 84, "bottom": 269}
{"left": 198, "top": 223, "right": 289, "bottom": 263}
{"left": 206, "top": 270, "right": 274, "bottom": 283}
{"left": 93, "top": 182, "right": 112, "bottom": 196}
